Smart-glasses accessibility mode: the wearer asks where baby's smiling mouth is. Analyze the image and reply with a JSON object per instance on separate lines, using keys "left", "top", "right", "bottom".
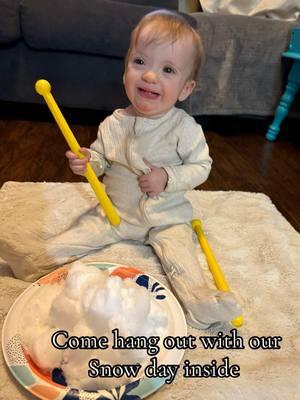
{"left": 138, "top": 87, "right": 160, "bottom": 99}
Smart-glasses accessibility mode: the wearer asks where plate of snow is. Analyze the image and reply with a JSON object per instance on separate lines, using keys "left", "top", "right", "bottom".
{"left": 2, "top": 261, "right": 187, "bottom": 400}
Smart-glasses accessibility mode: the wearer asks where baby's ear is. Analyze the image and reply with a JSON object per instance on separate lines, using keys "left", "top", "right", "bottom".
{"left": 178, "top": 79, "right": 196, "bottom": 102}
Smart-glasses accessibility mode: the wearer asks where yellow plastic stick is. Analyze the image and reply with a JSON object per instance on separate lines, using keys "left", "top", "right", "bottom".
{"left": 35, "top": 79, "right": 120, "bottom": 226}
{"left": 191, "top": 219, "right": 243, "bottom": 327}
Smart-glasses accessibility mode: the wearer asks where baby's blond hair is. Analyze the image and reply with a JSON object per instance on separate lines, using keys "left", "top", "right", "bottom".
{"left": 126, "top": 10, "right": 204, "bottom": 82}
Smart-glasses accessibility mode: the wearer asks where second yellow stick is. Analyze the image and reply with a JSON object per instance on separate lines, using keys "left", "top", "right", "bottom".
{"left": 192, "top": 219, "right": 243, "bottom": 327}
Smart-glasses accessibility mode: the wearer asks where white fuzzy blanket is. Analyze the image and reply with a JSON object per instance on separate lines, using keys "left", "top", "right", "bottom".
{"left": 0, "top": 182, "right": 300, "bottom": 400}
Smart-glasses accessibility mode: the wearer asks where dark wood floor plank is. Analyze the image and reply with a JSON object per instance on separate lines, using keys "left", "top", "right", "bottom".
{"left": 201, "top": 125, "right": 300, "bottom": 231}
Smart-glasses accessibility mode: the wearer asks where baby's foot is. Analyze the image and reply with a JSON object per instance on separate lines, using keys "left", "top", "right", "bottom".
{"left": 185, "top": 289, "right": 242, "bottom": 329}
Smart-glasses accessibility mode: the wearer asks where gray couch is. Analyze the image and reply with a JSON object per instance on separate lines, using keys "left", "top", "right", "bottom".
{"left": 0, "top": 0, "right": 299, "bottom": 116}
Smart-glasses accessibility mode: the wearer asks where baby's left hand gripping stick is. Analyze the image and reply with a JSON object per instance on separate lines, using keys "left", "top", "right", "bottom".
{"left": 35, "top": 79, "right": 121, "bottom": 226}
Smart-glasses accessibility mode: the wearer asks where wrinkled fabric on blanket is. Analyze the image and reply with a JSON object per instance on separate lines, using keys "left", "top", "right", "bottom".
{"left": 0, "top": 182, "right": 300, "bottom": 399}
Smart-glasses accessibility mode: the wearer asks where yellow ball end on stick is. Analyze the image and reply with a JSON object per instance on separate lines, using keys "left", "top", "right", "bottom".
{"left": 231, "top": 315, "right": 244, "bottom": 328}
{"left": 35, "top": 79, "right": 51, "bottom": 96}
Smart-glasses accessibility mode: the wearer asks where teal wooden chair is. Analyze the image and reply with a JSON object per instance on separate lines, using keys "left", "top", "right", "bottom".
{"left": 266, "top": 28, "right": 300, "bottom": 141}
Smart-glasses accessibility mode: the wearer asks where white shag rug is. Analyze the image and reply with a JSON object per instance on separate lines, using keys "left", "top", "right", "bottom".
{"left": 0, "top": 182, "right": 299, "bottom": 400}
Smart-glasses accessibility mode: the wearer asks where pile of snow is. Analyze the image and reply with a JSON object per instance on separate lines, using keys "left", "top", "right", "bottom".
{"left": 21, "top": 261, "right": 168, "bottom": 390}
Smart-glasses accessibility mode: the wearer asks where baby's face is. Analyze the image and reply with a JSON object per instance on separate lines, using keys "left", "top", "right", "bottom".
{"left": 123, "top": 29, "right": 196, "bottom": 118}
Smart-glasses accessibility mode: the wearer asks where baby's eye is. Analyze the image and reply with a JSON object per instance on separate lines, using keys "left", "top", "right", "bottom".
{"left": 133, "top": 57, "right": 144, "bottom": 65}
{"left": 163, "top": 66, "right": 175, "bottom": 74}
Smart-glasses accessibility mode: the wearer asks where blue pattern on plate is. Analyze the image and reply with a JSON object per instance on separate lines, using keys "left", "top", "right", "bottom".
{"left": 62, "top": 388, "right": 80, "bottom": 400}
{"left": 136, "top": 275, "right": 166, "bottom": 300}
{"left": 52, "top": 368, "right": 67, "bottom": 386}
{"left": 62, "top": 380, "right": 141, "bottom": 400}
{"left": 95, "top": 379, "right": 141, "bottom": 400}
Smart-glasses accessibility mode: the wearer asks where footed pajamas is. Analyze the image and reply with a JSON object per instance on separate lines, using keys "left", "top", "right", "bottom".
{"left": 48, "top": 107, "right": 241, "bottom": 328}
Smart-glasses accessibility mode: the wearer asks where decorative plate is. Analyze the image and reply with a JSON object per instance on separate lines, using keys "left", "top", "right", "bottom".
{"left": 2, "top": 262, "right": 187, "bottom": 400}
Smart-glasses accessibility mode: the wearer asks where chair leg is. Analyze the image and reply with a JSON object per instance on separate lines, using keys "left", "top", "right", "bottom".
{"left": 266, "top": 61, "right": 300, "bottom": 141}
{"left": 266, "top": 81, "right": 299, "bottom": 141}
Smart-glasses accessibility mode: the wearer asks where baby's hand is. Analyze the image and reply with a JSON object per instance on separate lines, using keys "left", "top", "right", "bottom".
{"left": 66, "top": 147, "right": 91, "bottom": 176}
{"left": 138, "top": 158, "right": 168, "bottom": 197}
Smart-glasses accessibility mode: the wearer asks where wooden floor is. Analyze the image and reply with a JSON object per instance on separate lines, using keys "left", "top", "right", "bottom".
{"left": 0, "top": 103, "right": 299, "bottom": 232}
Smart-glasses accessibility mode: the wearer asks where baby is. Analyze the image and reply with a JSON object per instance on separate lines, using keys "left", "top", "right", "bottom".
{"left": 54, "top": 9, "right": 241, "bottom": 329}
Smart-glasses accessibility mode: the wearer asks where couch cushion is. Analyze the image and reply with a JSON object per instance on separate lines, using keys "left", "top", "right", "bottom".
{"left": 0, "top": 0, "right": 21, "bottom": 44}
{"left": 117, "top": 0, "right": 177, "bottom": 8}
{"left": 21, "top": 0, "right": 160, "bottom": 58}
{"left": 21, "top": 0, "right": 195, "bottom": 58}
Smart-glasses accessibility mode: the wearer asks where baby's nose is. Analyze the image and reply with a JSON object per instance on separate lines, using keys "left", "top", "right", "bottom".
{"left": 142, "top": 70, "right": 158, "bottom": 83}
